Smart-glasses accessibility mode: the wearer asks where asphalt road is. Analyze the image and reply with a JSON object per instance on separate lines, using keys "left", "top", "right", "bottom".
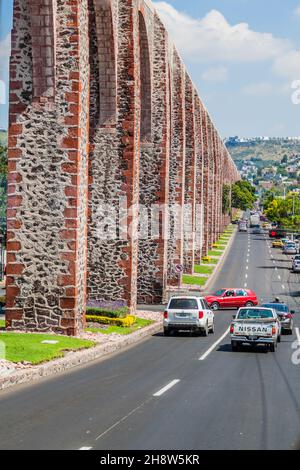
{"left": 0, "top": 230, "right": 299, "bottom": 450}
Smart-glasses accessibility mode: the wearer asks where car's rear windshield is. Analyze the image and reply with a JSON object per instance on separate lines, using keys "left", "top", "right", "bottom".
{"left": 213, "top": 289, "right": 226, "bottom": 296}
{"left": 168, "top": 299, "right": 198, "bottom": 310}
{"left": 262, "top": 304, "right": 289, "bottom": 313}
{"left": 237, "top": 309, "right": 274, "bottom": 320}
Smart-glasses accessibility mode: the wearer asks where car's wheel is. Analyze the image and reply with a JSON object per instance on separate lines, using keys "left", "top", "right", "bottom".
{"left": 231, "top": 342, "right": 239, "bottom": 352}
{"left": 211, "top": 302, "right": 220, "bottom": 311}
{"left": 287, "top": 328, "right": 293, "bottom": 335}
{"left": 270, "top": 342, "right": 277, "bottom": 352}
{"left": 202, "top": 323, "right": 209, "bottom": 337}
{"left": 164, "top": 328, "right": 170, "bottom": 336}
{"left": 278, "top": 335, "right": 281, "bottom": 343}
{"left": 209, "top": 321, "right": 215, "bottom": 334}
{"left": 245, "top": 301, "right": 254, "bottom": 307}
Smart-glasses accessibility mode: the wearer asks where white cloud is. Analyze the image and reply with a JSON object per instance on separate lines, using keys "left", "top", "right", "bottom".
{"left": 201, "top": 66, "right": 229, "bottom": 82}
{"left": 154, "top": 2, "right": 291, "bottom": 63}
{"left": 294, "top": 5, "right": 300, "bottom": 16}
{"left": 273, "top": 50, "right": 300, "bottom": 80}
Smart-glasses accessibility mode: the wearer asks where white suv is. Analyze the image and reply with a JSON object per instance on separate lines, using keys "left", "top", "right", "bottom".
{"left": 163, "top": 296, "right": 215, "bottom": 336}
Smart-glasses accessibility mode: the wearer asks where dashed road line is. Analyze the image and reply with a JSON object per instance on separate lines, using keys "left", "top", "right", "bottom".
{"left": 153, "top": 380, "right": 181, "bottom": 397}
{"left": 199, "top": 328, "right": 230, "bottom": 361}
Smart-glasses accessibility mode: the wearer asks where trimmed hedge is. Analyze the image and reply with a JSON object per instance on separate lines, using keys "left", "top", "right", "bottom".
{"left": 86, "top": 306, "right": 128, "bottom": 319}
{"left": 86, "top": 315, "right": 136, "bottom": 327}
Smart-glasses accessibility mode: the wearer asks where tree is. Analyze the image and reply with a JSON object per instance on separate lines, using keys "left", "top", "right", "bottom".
{"left": 231, "top": 180, "right": 256, "bottom": 211}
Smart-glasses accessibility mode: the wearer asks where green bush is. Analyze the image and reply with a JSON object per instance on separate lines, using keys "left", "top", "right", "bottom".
{"left": 86, "top": 306, "right": 128, "bottom": 319}
{"left": 86, "top": 315, "right": 136, "bottom": 327}
{"left": 0, "top": 296, "right": 5, "bottom": 306}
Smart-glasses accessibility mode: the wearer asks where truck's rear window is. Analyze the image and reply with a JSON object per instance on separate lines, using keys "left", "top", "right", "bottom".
{"left": 237, "top": 309, "right": 274, "bottom": 319}
{"left": 168, "top": 299, "right": 198, "bottom": 310}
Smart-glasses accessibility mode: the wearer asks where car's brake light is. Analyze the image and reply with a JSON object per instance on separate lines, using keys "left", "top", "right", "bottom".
{"left": 164, "top": 311, "right": 168, "bottom": 319}
{"left": 272, "top": 326, "right": 276, "bottom": 335}
{"left": 286, "top": 313, "right": 293, "bottom": 319}
{"left": 199, "top": 311, "right": 204, "bottom": 319}
{"left": 230, "top": 324, "right": 234, "bottom": 334}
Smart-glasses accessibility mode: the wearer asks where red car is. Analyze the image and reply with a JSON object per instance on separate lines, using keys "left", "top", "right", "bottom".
{"left": 205, "top": 288, "right": 258, "bottom": 311}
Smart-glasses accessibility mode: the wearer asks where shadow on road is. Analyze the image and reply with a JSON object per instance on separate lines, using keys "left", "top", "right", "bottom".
{"left": 217, "top": 343, "right": 269, "bottom": 354}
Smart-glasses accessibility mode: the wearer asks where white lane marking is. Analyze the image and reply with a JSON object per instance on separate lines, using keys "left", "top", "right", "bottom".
{"left": 153, "top": 379, "right": 181, "bottom": 397}
{"left": 95, "top": 398, "right": 151, "bottom": 441}
{"left": 282, "top": 285, "right": 285, "bottom": 290}
{"left": 246, "top": 265, "right": 249, "bottom": 270}
{"left": 278, "top": 275, "right": 281, "bottom": 280}
{"left": 296, "top": 328, "right": 300, "bottom": 346}
{"left": 245, "top": 274, "right": 248, "bottom": 279}
{"left": 275, "top": 267, "right": 278, "bottom": 271}
{"left": 199, "top": 327, "right": 230, "bottom": 361}
{"left": 244, "top": 283, "right": 248, "bottom": 288}
{"left": 79, "top": 447, "right": 92, "bottom": 450}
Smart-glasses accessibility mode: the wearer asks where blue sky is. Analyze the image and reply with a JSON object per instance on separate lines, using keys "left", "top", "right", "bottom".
{"left": 0, "top": 0, "right": 300, "bottom": 137}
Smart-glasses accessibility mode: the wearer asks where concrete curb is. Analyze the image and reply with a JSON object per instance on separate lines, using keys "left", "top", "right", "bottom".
{"left": 0, "top": 321, "right": 162, "bottom": 392}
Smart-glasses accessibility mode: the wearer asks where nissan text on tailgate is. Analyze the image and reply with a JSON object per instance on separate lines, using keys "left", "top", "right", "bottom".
{"left": 230, "top": 307, "right": 281, "bottom": 352}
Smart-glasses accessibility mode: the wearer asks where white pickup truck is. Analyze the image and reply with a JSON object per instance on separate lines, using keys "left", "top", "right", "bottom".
{"left": 230, "top": 307, "right": 281, "bottom": 352}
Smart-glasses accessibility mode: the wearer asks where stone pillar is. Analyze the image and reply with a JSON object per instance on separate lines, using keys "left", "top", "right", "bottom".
{"left": 6, "top": 0, "right": 90, "bottom": 335}
{"left": 183, "top": 74, "right": 196, "bottom": 275}
{"left": 137, "top": 13, "right": 170, "bottom": 304}
{"left": 194, "top": 95, "right": 204, "bottom": 265}
{"left": 167, "top": 50, "right": 185, "bottom": 286}
{"left": 87, "top": 0, "right": 140, "bottom": 313}
{"left": 201, "top": 108, "right": 210, "bottom": 257}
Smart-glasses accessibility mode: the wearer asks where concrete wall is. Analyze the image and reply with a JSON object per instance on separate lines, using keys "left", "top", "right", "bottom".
{"left": 7, "top": 0, "right": 240, "bottom": 335}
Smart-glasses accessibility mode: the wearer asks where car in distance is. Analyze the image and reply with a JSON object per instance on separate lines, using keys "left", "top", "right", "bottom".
{"left": 292, "top": 255, "right": 300, "bottom": 272}
{"left": 238, "top": 220, "right": 248, "bottom": 232}
{"left": 272, "top": 239, "right": 283, "bottom": 248}
{"left": 283, "top": 242, "right": 298, "bottom": 255}
{"left": 163, "top": 296, "right": 215, "bottom": 336}
{"left": 205, "top": 288, "right": 258, "bottom": 311}
{"left": 261, "top": 303, "right": 294, "bottom": 335}
{"left": 230, "top": 307, "right": 281, "bottom": 352}
{"left": 252, "top": 225, "right": 262, "bottom": 235}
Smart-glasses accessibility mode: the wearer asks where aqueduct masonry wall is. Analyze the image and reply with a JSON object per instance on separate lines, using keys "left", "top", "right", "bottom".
{"left": 6, "top": 0, "right": 239, "bottom": 335}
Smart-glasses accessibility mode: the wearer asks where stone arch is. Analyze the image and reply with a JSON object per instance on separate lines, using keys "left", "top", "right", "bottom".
{"left": 138, "top": 11, "right": 152, "bottom": 142}
{"left": 93, "top": 0, "right": 117, "bottom": 126}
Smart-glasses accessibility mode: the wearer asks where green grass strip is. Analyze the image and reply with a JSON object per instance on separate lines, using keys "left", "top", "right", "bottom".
{"left": 182, "top": 275, "right": 207, "bottom": 286}
{"left": 0, "top": 332, "right": 95, "bottom": 365}
{"left": 208, "top": 250, "right": 223, "bottom": 257}
{"left": 194, "top": 265, "right": 214, "bottom": 275}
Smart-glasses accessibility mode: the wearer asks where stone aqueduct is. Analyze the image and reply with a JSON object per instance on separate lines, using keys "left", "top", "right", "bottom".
{"left": 6, "top": 0, "right": 239, "bottom": 335}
